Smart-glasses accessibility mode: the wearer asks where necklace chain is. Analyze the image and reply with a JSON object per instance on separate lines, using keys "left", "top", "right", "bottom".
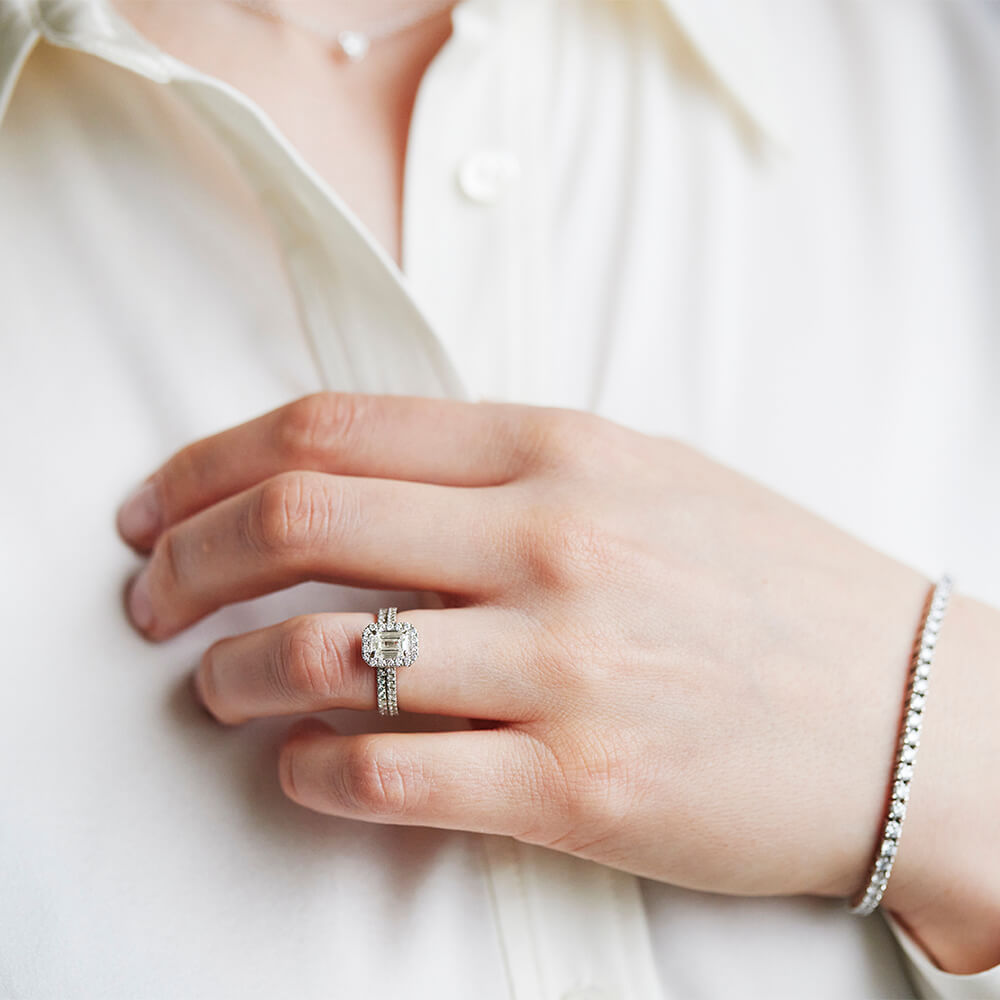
{"left": 223, "top": 0, "right": 459, "bottom": 61}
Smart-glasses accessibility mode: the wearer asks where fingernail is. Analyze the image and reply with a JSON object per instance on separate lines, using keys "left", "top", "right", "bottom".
{"left": 117, "top": 481, "right": 161, "bottom": 546}
{"left": 127, "top": 569, "right": 155, "bottom": 631}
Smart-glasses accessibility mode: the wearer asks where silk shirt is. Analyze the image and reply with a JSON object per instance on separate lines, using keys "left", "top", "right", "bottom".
{"left": 1, "top": 0, "right": 999, "bottom": 997}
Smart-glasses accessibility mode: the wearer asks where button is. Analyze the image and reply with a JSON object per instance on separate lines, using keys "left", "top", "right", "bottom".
{"left": 457, "top": 150, "right": 521, "bottom": 204}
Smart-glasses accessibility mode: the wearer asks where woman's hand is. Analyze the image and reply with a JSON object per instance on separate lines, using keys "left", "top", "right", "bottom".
{"left": 115, "top": 391, "right": 965, "bottom": 921}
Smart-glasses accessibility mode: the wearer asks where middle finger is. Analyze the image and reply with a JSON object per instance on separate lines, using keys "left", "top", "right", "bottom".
{"left": 127, "top": 470, "right": 508, "bottom": 640}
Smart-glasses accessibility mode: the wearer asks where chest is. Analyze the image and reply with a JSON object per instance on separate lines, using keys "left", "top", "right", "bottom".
{"left": 106, "top": 0, "right": 457, "bottom": 267}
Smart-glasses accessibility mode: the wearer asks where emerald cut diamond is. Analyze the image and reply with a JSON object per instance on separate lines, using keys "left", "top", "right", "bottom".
{"left": 362, "top": 617, "right": 419, "bottom": 669}
{"left": 375, "top": 628, "right": 409, "bottom": 664}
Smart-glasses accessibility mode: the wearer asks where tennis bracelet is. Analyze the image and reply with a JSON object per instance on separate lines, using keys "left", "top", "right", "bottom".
{"left": 847, "top": 573, "right": 954, "bottom": 915}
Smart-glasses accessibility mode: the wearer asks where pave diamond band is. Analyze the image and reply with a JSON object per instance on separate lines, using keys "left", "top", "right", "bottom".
{"left": 846, "top": 574, "right": 954, "bottom": 916}
{"left": 361, "top": 607, "right": 419, "bottom": 716}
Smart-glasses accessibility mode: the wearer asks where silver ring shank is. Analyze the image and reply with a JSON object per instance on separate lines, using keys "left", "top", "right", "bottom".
{"left": 376, "top": 665, "right": 398, "bottom": 716}
{"left": 374, "top": 607, "right": 401, "bottom": 716}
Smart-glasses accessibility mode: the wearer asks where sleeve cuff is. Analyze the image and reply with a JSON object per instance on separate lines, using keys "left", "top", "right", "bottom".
{"left": 882, "top": 908, "right": 1000, "bottom": 999}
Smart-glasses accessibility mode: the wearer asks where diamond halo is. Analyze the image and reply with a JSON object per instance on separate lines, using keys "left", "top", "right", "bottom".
{"left": 362, "top": 607, "right": 419, "bottom": 717}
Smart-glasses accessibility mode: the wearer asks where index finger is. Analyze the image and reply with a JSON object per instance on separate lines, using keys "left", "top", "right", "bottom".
{"left": 116, "top": 391, "right": 546, "bottom": 552}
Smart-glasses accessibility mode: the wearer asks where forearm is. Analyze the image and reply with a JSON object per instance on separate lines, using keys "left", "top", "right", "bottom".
{"left": 878, "top": 591, "right": 1000, "bottom": 974}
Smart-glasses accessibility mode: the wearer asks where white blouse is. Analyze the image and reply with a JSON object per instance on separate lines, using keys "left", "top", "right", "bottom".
{"left": 1, "top": 0, "right": 998, "bottom": 997}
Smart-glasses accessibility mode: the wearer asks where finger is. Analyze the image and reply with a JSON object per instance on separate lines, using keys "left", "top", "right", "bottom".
{"left": 278, "top": 718, "right": 560, "bottom": 840}
{"left": 126, "top": 470, "right": 506, "bottom": 639}
{"left": 194, "top": 607, "right": 542, "bottom": 724}
{"left": 116, "top": 391, "right": 550, "bottom": 552}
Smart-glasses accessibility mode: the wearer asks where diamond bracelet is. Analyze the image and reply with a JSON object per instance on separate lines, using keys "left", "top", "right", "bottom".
{"left": 846, "top": 573, "right": 954, "bottom": 916}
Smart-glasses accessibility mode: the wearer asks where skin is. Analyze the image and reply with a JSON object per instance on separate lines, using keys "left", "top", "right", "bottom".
{"left": 110, "top": 0, "right": 1000, "bottom": 978}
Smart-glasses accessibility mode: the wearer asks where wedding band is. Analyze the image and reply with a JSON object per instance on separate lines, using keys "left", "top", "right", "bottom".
{"left": 361, "top": 607, "right": 419, "bottom": 716}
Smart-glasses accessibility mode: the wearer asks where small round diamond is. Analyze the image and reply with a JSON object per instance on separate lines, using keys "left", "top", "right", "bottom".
{"left": 337, "top": 29, "right": 371, "bottom": 61}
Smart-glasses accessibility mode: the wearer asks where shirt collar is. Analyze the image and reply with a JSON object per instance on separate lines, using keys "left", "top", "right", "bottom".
{"left": 3, "top": 0, "right": 790, "bottom": 150}
{"left": 652, "top": 0, "right": 791, "bottom": 152}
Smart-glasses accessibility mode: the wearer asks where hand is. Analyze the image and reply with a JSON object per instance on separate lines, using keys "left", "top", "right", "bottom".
{"left": 115, "top": 392, "right": 947, "bottom": 908}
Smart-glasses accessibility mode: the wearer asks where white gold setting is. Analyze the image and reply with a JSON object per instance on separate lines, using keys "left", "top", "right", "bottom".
{"left": 846, "top": 574, "right": 953, "bottom": 916}
{"left": 362, "top": 607, "right": 419, "bottom": 716}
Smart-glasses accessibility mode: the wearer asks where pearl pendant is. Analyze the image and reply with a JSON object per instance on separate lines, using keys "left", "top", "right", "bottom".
{"left": 337, "top": 29, "right": 371, "bottom": 62}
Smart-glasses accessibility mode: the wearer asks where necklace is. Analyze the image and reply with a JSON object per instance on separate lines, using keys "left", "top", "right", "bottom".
{"left": 222, "top": 0, "right": 459, "bottom": 62}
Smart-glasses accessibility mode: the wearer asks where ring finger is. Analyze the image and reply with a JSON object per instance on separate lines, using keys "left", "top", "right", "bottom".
{"left": 194, "top": 606, "right": 544, "bottom": 724}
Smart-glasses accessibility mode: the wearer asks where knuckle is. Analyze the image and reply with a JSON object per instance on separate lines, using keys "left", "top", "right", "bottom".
{"left": 530, "top": 609, "right": 597, "bottom": 691}
{"left": 509, "top": 735, "right": 573, "bottom": 843}
{"left": 274, "top": 617, "right": 349, "bottom": 703}
{"left": 276, "top": 392, "right": 366, "bottom": 462}
{"left": 533, "top": 733, "right": 642, "bottom": 859}
{"left": 338, "top": 738, "right": 417, "bottom": 816}
{"left": 522, "top": 409, "right": 582, "bottom": 470}
{"left": 571, "top": 731, "right": 640, "bottom": 823}
{"left": 248, "top": 471, "right": 333, "bottom": 556}
{"left": 519, "top": 503, "right": 621, "bottom": 590}
{"left": 520, "top": 408, "right": 610, "bottom": 476}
